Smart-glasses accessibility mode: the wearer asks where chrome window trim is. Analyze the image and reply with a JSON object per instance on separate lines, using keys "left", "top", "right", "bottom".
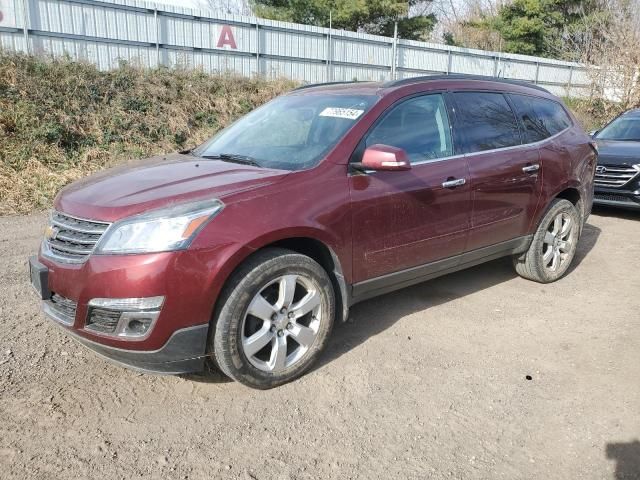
{"left": 349, "top": 86, "right": 573, "bottom": 176}
{"left": 353, "top": 126, "right": 570, "bottom": 175}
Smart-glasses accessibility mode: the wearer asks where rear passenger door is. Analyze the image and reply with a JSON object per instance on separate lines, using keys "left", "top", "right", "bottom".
{"left": 451, "top": 91, "right": 542, "bottom": 250}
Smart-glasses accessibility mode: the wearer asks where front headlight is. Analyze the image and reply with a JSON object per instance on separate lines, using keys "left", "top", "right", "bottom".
{"left": 95, "top": 199, "right": 224, "bottom": 254}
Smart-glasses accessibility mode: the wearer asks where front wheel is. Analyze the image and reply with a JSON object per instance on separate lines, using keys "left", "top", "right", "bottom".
{"left": 210, "top": 248, "right": 335, "bottom": 389}
{"left": 513, "top": 199, "right": 581, "bottom": 283}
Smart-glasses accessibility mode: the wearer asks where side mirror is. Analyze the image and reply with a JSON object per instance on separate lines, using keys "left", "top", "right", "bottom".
{"left": 359, "top": 144, "right": 411, "bottom": 171}
{"left": 589, "top": 130, "right": 599, "bottom": 137}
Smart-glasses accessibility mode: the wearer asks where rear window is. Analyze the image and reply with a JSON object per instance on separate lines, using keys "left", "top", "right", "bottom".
{"left": 509, "top": 94, "right": 572, "bottom": 143}
{"left": 452, "top": 92, "right": 521, "bottom": 153}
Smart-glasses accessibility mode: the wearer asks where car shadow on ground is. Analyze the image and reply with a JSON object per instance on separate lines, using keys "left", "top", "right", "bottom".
{"left": 187, "top": 222, "right": 601, "bottom": 384}
{"left": 592, "top": 205, "right": 640, "bottom": 221}
{"left": 318, "top": 222, "right": 601, "bottom": 370}
{"left": 567, "top": 222, "right": 601, "bottom": 274}
{"left": 606, "top": 440, "right": 640, "bottom": 480}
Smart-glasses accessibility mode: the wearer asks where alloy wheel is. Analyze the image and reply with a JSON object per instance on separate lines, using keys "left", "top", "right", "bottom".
{"left": 241, "top": 274, "right": 323, "bottom": 373}
{"left": 542, "top": 212, "right": 574, "bottom": 272}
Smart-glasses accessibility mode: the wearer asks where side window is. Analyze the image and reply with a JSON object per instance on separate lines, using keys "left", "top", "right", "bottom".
{"left": 452, "top": 92, "right": 521, "bottom": 153}
{"left": 510, "top": 94, "right": 573, "bottom": 143}
{"left": 366, "top": 94, "right": 453, "bottom": 163}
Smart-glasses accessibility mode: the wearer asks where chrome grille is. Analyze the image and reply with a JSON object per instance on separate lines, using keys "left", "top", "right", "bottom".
{"left": 44, "top": 211, "right": 110, "bottom": 263}
{"left": 594, "top": 164, "right": 640, "bottom": 188}
{"left": 45, "top": 294, "right": 77, "bottom": 326}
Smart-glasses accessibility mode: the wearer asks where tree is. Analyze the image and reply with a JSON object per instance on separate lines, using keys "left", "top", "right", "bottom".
{"left": 446, "top": 0, "right": 606, "bottom": 59}
{"left": 573, "top": 0, "right": 640, "bottom": 110}
{"left": 251, "top": 0, "right": 437, "bottom": 40}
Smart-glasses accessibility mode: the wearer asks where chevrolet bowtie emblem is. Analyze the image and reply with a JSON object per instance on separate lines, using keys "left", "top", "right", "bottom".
{"left": 45, "top": 225, "right": 59, "bottom": 241}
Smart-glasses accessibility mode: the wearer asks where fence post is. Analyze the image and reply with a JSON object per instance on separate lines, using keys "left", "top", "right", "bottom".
{"left": 446, "top": 49, "right": 452, "bottom": 74}
{"left": 21, "top": 0, "right": 30, "bottom": 53}
{"left": 567, "top": 66, "right": 574, "bottom": 97}
{"left": 326, "top": 12, "right": 332, "bottom": 82}
{"left": 255, "top": 22, "right": 260, "bottom": 75}
{"left": 534, "top": 62, "right": 540, "bottom": 84}
{"left": 390, "top": 21, "right": 398, "bottom": 80}
{"left": 154, "top": 8, "right": 160, "bottom": 67}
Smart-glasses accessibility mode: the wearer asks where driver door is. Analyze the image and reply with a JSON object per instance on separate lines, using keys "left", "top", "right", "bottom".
{"left": 349, "top": 94, "right": 471, "bottom": 287}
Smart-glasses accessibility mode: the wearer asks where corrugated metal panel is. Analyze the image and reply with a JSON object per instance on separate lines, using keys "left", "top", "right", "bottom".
{"left": 499, "top": 59, "right": 537, "bottom": 81}
{"left": 0, "top": 0, "right": 593, "bottom": 96}
{"left": 331, "top": 34, "right": 390, "bottom": 67}
{"left": 397, "top": 45, "right": 449, "bottom": 73}
{"left": 451, "top": 53, "right": 495, "bottom": 76}
{"left": 0, "top": 0, "right": 22, "bottom": 28}
{"left": 332, "top": 64, "right": 390, "bottom": 82}
{"left": 261, "top": 27, "right": 325, "bottom": 60}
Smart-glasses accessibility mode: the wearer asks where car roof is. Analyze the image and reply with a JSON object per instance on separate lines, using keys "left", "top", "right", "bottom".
{"left": 289, "top": 74, "right": 552, "bottom": 97}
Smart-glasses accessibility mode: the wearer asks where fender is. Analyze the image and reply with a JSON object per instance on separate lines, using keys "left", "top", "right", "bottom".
{"left": 531, "top": 179, "right": 584, "bottom": 232}
{"left": 203, "top": 226, "right": 351, "bottom": 325}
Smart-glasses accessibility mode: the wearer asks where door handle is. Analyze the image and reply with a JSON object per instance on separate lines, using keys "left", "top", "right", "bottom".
{"left": 522, "top": 164, "right": 540, "bottom": 174}
{"left": 442, "top": 178, "right": 466, "bottom": 188}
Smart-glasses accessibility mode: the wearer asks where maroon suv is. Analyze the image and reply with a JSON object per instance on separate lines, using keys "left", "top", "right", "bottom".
{"left": 29, "top": 75, "right": 596, "bottom": 388}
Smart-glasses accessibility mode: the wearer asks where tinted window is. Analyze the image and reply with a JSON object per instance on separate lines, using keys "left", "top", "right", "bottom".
{"left": 596, "top": 115, "right": 640, "bottom": 141}
{"left": 510, "top": 94, "right": 572, "bottom": 143}
{"left": 453, "top": 92, "right": 521, "bottom": 153}
{"left": 366, "top": 94, "right": 453, "bottom": 163}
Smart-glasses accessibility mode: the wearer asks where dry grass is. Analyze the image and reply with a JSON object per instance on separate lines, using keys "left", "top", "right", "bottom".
{"left": 563, "top": 97, "right": 626, "bottom": 133}
{"left": 0, "top": 52, "right": 295, "bottom": 215}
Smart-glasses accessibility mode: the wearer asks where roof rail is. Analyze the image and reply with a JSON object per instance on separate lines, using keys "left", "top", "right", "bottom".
{"left": 384, "top": 74, "right": 551, "bottom": 94}
{"left": 293, "top": 80, "right": 366, "bottom": 91}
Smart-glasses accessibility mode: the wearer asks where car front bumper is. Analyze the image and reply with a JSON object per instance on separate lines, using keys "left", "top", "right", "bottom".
{"left": 46, "top": 315, "right": 209, "bottom": 374}
{"left": 593, "top": 187, "right": 640, "bottom": 210}
{"left": 29, "top": 244, "right": 224, "bottom": 374}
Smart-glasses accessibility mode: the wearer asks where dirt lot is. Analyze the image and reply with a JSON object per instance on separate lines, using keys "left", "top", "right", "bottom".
{"left": 1, "top": 208, "right": 639, "bottom": 480}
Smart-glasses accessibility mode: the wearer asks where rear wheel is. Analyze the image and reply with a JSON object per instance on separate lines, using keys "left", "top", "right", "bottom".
{"left": 513, "top": 199, "right": 581, "bottom": 283}
{"left": 210, "top": 248, "right": 335, "bottom": 389}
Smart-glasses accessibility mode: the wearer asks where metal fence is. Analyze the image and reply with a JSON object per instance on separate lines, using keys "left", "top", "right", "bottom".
{"left": 0, "top": 0, "right": 592, "bottom": 97}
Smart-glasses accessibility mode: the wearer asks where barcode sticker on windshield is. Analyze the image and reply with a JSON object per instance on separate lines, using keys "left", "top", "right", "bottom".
{"left": 319, "top": 108, "right": 365, "bottom": 120}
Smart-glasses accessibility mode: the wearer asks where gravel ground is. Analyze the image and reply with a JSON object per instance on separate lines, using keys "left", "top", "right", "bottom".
{"left": 1, "top": 207, "right": 639, "bottom": 480}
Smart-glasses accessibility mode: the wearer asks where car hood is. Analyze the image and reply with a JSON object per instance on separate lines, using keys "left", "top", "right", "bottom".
{"left": 595, "top": 139, "right": 640, "bottom": 166}
{"left": 55, "top": 153, "right": 290, "bottom": 222}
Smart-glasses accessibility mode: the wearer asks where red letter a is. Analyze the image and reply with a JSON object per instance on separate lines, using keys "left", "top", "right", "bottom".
{"left": 217, "top": 25, "right": 237, "bottom": 49}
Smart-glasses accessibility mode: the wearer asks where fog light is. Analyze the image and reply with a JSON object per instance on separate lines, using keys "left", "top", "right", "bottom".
{"left": 86, "top": 296, "right": 164, "bottom": 339}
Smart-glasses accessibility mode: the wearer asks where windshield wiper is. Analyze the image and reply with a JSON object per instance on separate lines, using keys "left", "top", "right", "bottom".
{"left": 199, "top": 153, "right": 262, "bottom": 167}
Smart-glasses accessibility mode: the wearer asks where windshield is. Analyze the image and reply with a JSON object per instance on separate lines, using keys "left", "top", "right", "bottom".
{"left": 597, "top": 115, "right": 640, "bottom": 141}
{"left": 195, "top": 94, "right": 377, "bottom": 170}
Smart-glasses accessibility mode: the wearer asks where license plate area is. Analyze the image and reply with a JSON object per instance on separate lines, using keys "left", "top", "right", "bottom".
{"left": 29, "top": 256, "right": 51, "bottom": 300}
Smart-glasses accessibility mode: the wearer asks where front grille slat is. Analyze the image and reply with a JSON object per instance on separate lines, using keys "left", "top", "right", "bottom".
{"left": 48, "top": 241, "right": 94, "bottom": 255}
{"left": 44, "top": 211, "right": 110, "bottom": 263}
{"left": 594, "top": 164, "right": 639, "bottom": 188}
{"left": 54, "top": 232, "right": 102, "bottom": 244}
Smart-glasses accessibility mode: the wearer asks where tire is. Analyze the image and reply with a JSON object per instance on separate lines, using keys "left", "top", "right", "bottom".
{"left": 210, "top": 248, "right": 335, "bottom": 389}
{"left": 513, "top": 199, "right": 581, "bottom": 283}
